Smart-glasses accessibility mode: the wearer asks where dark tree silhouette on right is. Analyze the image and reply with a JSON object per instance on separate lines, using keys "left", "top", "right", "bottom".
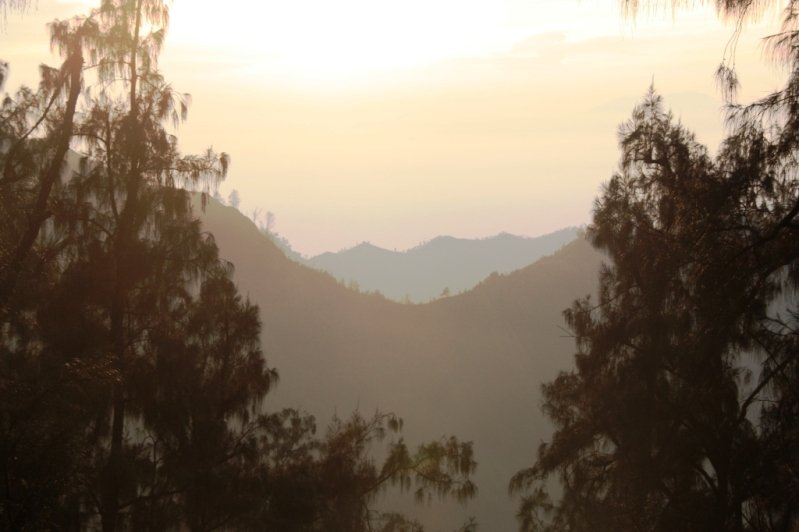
{"left": 511, "top": 0, "right": 799, "bottom": 523}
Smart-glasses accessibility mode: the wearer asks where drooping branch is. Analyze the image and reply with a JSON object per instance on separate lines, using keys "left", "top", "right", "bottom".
{"left": 0, "top": 45, "right": 83, "bottom": 304}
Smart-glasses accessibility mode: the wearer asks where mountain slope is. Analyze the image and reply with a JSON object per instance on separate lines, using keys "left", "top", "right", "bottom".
{"left": 197, "top": 199, "right": 603, "bottom": 531}
{"left": 306, "top": 229, "right": 579, "bottom": 302}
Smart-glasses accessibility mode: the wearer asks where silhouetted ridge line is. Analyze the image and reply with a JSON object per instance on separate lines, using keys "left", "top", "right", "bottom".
{"left": 195, "top": 196, "right": 601, "bottom": 530}
{"left": 303, "top": 228, "right": 580, "bottom": 302}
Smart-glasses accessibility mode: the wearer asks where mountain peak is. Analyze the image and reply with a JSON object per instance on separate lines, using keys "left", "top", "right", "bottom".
{"left": 307, "top": 227, "right": 580, "bottom": 302}
{"left": 194, "top": 200, "right": 601, "bottom": 531}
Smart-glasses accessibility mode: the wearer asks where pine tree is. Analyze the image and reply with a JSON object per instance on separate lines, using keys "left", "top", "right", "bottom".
{"left": 1, "top": 3, "right": 478, "bottom": 530}
{"left": 511, "top": 0, "right": 799, "bottom": 526}
{"left": 511, "top": 78, "right": 799, "bottom": 532}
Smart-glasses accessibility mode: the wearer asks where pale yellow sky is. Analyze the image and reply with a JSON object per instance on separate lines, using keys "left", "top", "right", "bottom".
{"left": 1, "top": 0, "right": 786, "bottom": 255}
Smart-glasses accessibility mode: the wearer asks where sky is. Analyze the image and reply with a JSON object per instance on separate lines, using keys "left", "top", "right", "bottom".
{"left": 1, "top": 0, "right": 788, "bottom": 255}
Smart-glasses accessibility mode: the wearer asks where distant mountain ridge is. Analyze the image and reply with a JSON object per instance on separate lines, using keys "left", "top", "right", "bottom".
{"left": 195, "top": 197, "right": 603, "bottom": 530}
{"left": 304, "top": 229, "right": 580, "bottom": 302}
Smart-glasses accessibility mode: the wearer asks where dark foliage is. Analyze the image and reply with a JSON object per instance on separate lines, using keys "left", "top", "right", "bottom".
{"left": 0, "top": 2, "right": 476, "bottom": 530}
{"left": 511, "top": 50, "right": 799, "bottom": 532}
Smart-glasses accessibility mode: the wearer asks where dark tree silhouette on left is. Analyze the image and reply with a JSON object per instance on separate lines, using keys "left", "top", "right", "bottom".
{"left": 0, "top": 2, "right": 477, "bottom": 530}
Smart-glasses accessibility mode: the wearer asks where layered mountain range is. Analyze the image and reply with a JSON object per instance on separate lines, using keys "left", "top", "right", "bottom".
{"left": 298, "top": 228, "right": 579, "bottom": 302}
{"left": 197, "top": 199, "right": 603, "bottom": 531}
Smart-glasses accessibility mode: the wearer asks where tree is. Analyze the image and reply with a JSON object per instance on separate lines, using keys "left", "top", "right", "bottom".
{"left": 1, "top": 3, "right": 478, "bottom": 530}
{"left": 1, "top": 0, "right": 30, "bottom": 20}
{"left": 0, "top": 16, "right": 84, "bottom": 304}
{"left": 0, "top": 1, "right": 252, "bottom": 528}
{"left": 509, "top": 0, "right": 799, "bottom": 526}
{"left": 511, "top": 88, "right": 799, "bottom": 531}
{"left": 255, "top": 410, "right": 476, "bottom": 531}
{"left": 228, "top": 188, "right": 240, "bottom": 210}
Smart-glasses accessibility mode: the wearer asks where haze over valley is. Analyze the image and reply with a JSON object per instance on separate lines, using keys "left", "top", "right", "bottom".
{"left": 3, "top": 0, "right": 799, "bottom": 530}
{"left": 198, "top": 198, "right": 602, "bottom": 529}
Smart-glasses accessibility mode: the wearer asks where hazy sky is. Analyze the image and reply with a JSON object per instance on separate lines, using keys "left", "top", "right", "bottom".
{"left": 2, "top": 0, "right": 786, "bottom": 255}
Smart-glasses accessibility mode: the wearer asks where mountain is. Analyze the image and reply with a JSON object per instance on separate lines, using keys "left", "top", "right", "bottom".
{"left": 304, "top": 229, "right": 580, "bottom": 302}
{"left": 196, "top": 198, "right": 603, "bottom": 531}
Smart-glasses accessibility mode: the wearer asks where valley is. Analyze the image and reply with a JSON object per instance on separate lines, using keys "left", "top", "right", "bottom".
{"left": 199, "top": 199, "right": 603, "bottom": 530}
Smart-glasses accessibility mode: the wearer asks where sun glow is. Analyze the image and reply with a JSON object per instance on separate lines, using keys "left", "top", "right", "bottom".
{"left": 165, "top": 0, "right": 546, "bottom": 84}
{"left": 39, "top": 0, "right": 779, "bottom": 93}
{"left": 163, "top": 0, "right": 749, "bottom": 87}
{"left": 58, "top": 0, "right": 737, "bottom": 87}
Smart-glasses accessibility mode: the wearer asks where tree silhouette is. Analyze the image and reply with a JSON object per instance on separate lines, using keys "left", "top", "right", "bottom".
{"left": 0, "top": 16, "right": 84, "bottom": 303}
{"left": 510, "top": 0, "right": 799, "bottom": 527}
{"left": 255, "top": 411, "right": 476, "bottom": 531}
{"left": 0, "top": 3, "right": 477, "bottom": 530}
{"left": 0, "top": 0, "right": 29, "bottom": 20}
{"left": 512, "top": 85, "right": 799, "bottom": 530}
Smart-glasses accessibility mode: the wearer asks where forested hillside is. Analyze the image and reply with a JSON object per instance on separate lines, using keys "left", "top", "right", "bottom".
{"left": 198, "top": 198, "right": 603, "bottom": 530}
